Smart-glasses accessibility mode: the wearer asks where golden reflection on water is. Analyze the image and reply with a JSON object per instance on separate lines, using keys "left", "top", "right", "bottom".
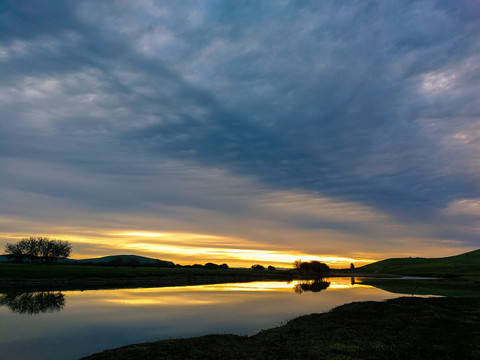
{"left": 67, "top": 288, "right": 225, "bottom": 307}
{"left": 199, "top": 281, "right": 296, "bottom": 292}
{"left": 64, "top": 278, "right": 376, "bottom": 307}
{"left": 104, "top": 297, "right": 216, "bottom": 306}
{"left": 0, "top": 277, "right": 425, "bottom": 360}
{"left": 328, "top": 277, "right": 373, "bottom": 289}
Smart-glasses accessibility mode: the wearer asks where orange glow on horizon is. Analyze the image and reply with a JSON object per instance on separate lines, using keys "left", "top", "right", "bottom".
{"left": 0, "top": 230, "right": 376, "bottom": 269}
{"left": 117, "top": 235, "right": 375, "bottom": 268}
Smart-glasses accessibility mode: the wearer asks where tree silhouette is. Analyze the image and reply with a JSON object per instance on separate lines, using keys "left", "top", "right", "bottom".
{"left": 294, "top": 259, "right": 303, "bottom": 269}
{"left": 5, "top": 237, "right": 72, "bottom": 264}
{"left": 204, "top": 262, "right": 221, "bottom": 269}
{"left": 294, "top": 260, "right": 330, "bottom": 276}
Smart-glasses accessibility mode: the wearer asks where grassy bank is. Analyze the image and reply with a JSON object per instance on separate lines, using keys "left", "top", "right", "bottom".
{"left": 0, "top": 263, "right": 294, "bottom": 278}
{"left": 81, "top": 296, "right": 480, "bottom": 360}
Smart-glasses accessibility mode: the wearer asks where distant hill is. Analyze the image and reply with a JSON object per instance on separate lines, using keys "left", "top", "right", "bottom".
{"left": 359, "top": 249, "right": 480, "bottom": 277}
{"left": 69, "top": 255, "right": 175, "bottom": 267}
{"left": 0, "top": 254, "right": 174, "bottom": 266}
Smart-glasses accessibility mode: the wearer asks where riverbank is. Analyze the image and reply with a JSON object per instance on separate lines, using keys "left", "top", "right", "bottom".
{"left": 3, "top": 263, "right": 477, "bottom": 294}
{"left": 0, "top": 263, "right": 377, "bottom": 291}
{"left": 0, "top": 263, "right": 298, "bottom": 290}
{"left": 80, "top": 296, "right": 480, "bottom": 360}
{"left": 359, "top": 276, "right": 480, "bottom": 298}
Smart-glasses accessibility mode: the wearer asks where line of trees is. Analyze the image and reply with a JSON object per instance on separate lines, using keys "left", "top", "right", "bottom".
{"left": 4, "top": 237, "right": 72, "bottom": 264}
{"left": 178, "top": 262, "right": 229, "bottom": 270}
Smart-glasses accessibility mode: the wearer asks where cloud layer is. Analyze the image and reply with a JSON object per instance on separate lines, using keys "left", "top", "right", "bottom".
{"left": 1, "top": 1, "right": 479, "bottom": 264}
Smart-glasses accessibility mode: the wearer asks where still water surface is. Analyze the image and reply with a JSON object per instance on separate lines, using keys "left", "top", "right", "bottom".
{"left": 1, "top": 278, "right": 411, "bottom": 360}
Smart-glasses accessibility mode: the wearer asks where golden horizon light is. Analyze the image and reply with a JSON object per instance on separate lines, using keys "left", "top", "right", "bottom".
{"left": 111, "top": 231, "right": 376, "bottom": 268}
{"left": 0, "top": 229, "right": 377, "bottom": 268}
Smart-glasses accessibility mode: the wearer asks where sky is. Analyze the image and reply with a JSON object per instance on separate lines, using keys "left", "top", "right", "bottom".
{"left": 1, "top": 0, "right": 479, "bottom": 268}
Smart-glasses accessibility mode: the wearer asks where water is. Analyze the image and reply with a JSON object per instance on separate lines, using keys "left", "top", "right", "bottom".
{"left": 0, "top": 278, "right": 411, "bottom": 360}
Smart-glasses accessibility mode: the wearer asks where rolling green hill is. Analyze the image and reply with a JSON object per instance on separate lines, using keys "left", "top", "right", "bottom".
{"left": 359, "top": 249, "right": 480, "bottom": 278}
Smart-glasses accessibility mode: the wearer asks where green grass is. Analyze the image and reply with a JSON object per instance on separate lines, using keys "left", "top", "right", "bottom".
{"left": 80, "top": 296, "right": 480, "bottom": 360}
{"left": 0, "top": 263, "right": 292, "bottom": 279}
{"left": 359, "top": 249, "right": 480, "bottom": 278}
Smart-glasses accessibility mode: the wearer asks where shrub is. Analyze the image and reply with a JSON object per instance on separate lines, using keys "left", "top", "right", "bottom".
{"left": 294, "top": 260, "right": 330, "bottom": 276}
{"left": 251, "top": 264, "right": 265, "bottom": 270}
{"left": 204, "top": 262, "right": 220, "bottom": 269}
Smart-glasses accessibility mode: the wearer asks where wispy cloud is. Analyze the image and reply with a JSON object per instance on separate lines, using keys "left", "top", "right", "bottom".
{"left": 1, "top": 1, "right": 479, "bottom": 264}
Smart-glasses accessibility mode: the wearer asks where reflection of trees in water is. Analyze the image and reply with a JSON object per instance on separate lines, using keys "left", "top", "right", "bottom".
{"left": 0, "top": 291, "right": 65, "bottom": 315}
{"left": 294, "top": 280, "right": 330, "bottom": 294}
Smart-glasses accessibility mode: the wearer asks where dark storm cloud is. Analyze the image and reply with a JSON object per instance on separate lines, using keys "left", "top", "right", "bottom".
{"left": 1, "top": 0, "right": 479, "bottom": 250}
{"left": 113, "top": 0, "right": 480, "bottom": 219}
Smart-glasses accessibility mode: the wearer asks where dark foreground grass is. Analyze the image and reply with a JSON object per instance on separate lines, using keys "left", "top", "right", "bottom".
{"left": 81, "top": 296, "right": 480, "bottom": 360}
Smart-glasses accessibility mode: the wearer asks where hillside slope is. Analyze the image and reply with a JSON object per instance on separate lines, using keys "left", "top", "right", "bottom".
{"left": 359, "top": 249, "right": 480, "bottom": 277}
{"left": 72, "top": 255, "right": 174, "bottom": 267}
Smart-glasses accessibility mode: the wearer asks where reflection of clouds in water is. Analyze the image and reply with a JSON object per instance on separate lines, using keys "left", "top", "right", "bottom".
{"left": 0, "top": 279, "right": 371, "bottom": 315}
{"left": 0, "top": 291, "right": 65, "bottom": 315}
{"left": 0, "top": 279, "right": 406, "bottom": 359}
